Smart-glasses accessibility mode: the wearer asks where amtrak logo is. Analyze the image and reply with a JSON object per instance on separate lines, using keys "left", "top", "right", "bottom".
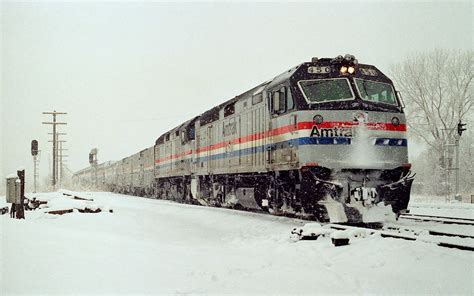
{"left": 310, "top": 125, "right": 353, "bottom": 137}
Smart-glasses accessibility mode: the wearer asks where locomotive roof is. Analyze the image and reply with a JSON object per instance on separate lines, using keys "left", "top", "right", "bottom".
{"left": 155, "top": 116, "right": 200, "bottom": 145}
{"left": 264, "top": 58, "right": 339, "bottom": 89}
{"left": 199, "top": 81, "right": 270, "bottom": 126}
{"left": 266, "top": 64, "right": 302, "bottom": 89}
{"left": 152, "top": 63, "right": 301, "bottom": 145}
{"left": 155, "top": 80, "right": 271, "bottom": 144}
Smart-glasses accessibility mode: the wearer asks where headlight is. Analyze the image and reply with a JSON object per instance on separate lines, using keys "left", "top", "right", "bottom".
{"left": 391, "top": 117, "right": 400, "bottom": 126}
{"left": 340, "top": 66, "right": 348, "bottom": 74}
{"left": 348, "top": 66, "right": 355, "bottom": 74}
{"left": 313, "top": 114, "right": 324, "bottom": 124}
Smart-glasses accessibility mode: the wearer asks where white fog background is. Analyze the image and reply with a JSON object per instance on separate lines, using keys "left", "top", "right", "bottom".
{"left": 0, "top": 1, "right": 472, "bottom": 191}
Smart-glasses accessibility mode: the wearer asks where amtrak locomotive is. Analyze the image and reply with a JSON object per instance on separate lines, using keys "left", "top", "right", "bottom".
{"left": 73, "top": 55, "right": 414, "bottom": 223}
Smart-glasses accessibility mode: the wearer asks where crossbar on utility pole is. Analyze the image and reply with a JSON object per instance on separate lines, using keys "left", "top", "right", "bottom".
{"left": 43, "top": 112, "right": 67, "bottom": 115}
{"left": 42, "top": 111, "right": 67, "bottom": 189}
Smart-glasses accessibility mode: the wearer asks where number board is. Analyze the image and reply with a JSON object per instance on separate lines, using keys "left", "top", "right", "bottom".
{"left": 308, "top": 66, "right": 331, "bottom": 74}
{"left": 359, "top": 68, "right": 378, "bottom": 76}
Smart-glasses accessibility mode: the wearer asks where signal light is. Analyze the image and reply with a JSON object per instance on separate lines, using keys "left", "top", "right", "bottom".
{"left": 31, "top": 140, "right": 38, "bottom": 156}
{"left": 457, "top": 121, "right": 467, "bottom": 136}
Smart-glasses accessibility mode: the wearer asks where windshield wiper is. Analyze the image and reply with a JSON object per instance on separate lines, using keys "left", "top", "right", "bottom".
{"left": 361, "top": 80, "right": 370, "bottom": 99}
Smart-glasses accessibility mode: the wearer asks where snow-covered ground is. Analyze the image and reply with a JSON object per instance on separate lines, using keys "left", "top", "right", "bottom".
{"left": 1, "top": 191, "right": 473, "bottom": 295}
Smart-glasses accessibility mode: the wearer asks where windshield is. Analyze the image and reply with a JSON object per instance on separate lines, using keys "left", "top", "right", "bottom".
{"left": 298, "top": 78, "right": 353, "bottom": 103}
{"left": 355, "top": 79, "right": 398, "bottom": 106}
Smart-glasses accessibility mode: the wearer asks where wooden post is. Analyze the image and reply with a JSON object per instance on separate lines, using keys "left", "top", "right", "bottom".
{"left": 16, "top": 169, "right": 25, "bottom": 219}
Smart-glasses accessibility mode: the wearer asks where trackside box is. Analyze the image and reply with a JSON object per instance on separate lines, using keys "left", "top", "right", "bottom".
{"left": 6, "top": 176, "right": 21, "bottom": 204}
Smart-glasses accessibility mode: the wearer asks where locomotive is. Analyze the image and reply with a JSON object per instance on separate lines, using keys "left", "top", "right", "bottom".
{"left": 73, "top": 54, "right": 414, "bottom": 223}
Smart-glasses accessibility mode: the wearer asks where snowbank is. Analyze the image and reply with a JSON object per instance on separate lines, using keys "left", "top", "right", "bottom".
{"left": 1, "top": 191, "right": 473, "bottom": 295}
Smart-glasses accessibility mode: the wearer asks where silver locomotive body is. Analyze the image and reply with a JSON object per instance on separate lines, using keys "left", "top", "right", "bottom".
{"left": 73, "top": 55, "right": 413, "bottom": 223}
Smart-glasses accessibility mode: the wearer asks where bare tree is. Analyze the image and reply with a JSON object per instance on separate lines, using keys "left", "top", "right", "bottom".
{"left": 391, "top": 49, "right": 473, "bottom": 195}
{"left": 391, "top": 49, "right": 473, "bottom": 161}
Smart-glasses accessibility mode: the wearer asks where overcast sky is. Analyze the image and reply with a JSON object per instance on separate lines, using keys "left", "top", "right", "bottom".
{"left": 1, "top": 1, "right": 472, "bottom": 189}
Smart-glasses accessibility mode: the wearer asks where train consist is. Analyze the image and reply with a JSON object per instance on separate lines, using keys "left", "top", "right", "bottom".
{"left": 73, "top": 55, "right": 414, "bottom": 223}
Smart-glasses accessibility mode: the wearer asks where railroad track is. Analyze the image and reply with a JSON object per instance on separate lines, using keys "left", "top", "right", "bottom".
{"left": 327, "top": 224, "right": 474, "bottom": 252}
{"left": 61, "top": 190, "right": 474, "bottom": 251}
{"left": 399, "top": 213, "right": 474, "bottom": 226}
{"left": 383, "top": 224, "right": 474, "bottom": 239}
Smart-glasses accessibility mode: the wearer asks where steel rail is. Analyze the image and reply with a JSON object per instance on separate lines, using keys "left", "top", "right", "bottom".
{"left": 399, "top": 213, "right": 474, "bottom": 226}
{"left": 328, "top": 224, "right": 474, "bottom": 252}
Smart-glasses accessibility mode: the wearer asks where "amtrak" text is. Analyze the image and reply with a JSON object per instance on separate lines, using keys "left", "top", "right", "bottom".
{"left": 310, "top": 126, "right": 353, "bottom": 137}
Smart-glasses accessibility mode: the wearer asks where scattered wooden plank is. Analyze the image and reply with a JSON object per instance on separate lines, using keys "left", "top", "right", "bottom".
{"left": 73, "top": 196, "right": 94, "bottom": 201}
{"left": 46, "top": 207, "right": 111, "bottom": 215}
{"left": 78, "top": 208, "right": 101, "bottom": 213}
{"left": 0, "top": 206, "right": 9, "bottom": 215}
{"left": 47, "top": 209, "right": 74, "bottom": 215}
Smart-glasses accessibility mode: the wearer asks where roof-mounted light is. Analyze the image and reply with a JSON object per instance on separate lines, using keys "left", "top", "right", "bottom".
{"left": 333, "top": 54, "right": 358, "bottom": 75}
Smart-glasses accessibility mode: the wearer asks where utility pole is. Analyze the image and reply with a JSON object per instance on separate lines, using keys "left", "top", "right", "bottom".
{"left": 60, "top": 142, "right": 63, "bottom": 184}
{"left": 442, "top": 121, "right": 468, "bottom": 202}
{"left": 48, "top": 139, "right": 66, "bottom": 185}
{"left": 58, "top": 142, "right": 69, "bottom": 186}
{"left": 48, "top": 132, "right": 67, "bottom": 186}
{"left": 31, "top": 140, "right": 40, "bottom": 193}
{"left": 89, "top": 148, "right": 98, "bottom": 188}
{"left": 441, "top": 127, "right": 456, "bottom": 201}
{"left": 17, "top": 169, "right": 26, "bottom": 219}
{"left": 454, "top": 136, "right": 460, "bottom": 198}
{"left": 42, "top": 111, "right": 67, "bottom": 189}
{"left": 455, "top": 121, "right": 467, "bottom": 200}
{"left": 33, "top": 153, "right": 39, "bottom": 192}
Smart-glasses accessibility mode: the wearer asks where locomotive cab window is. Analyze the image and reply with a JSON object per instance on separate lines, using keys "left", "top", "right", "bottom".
{"left": 270, "top": 86, "right": 293, "bottom": 114}
{"left": 270, "top": 87, "right": 287, "bottom": 114}
{"left": 286, "top": 86, "right": 294, "bottom": 111}
{"left": 271, "top": 91, "right": 282, "bottom": 114}
{"left": 252, "top": 93, "right": 263, "bottom": 105}
{"left": 355, "top": 79, "right": 398, "bottom": 106}
{"left": 224, "top": 103, "right": 235, "bottom": 117}
{"left": 186, "top": 125, "right": 195, "bottom": 141}
{"left": 298, "top": 78, "right": 354, "bottom": 103}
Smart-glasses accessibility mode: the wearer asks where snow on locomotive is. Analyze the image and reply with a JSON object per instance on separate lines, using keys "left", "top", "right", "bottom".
{"left": 73, "top": 55, "right": 414, "bottom": 223}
